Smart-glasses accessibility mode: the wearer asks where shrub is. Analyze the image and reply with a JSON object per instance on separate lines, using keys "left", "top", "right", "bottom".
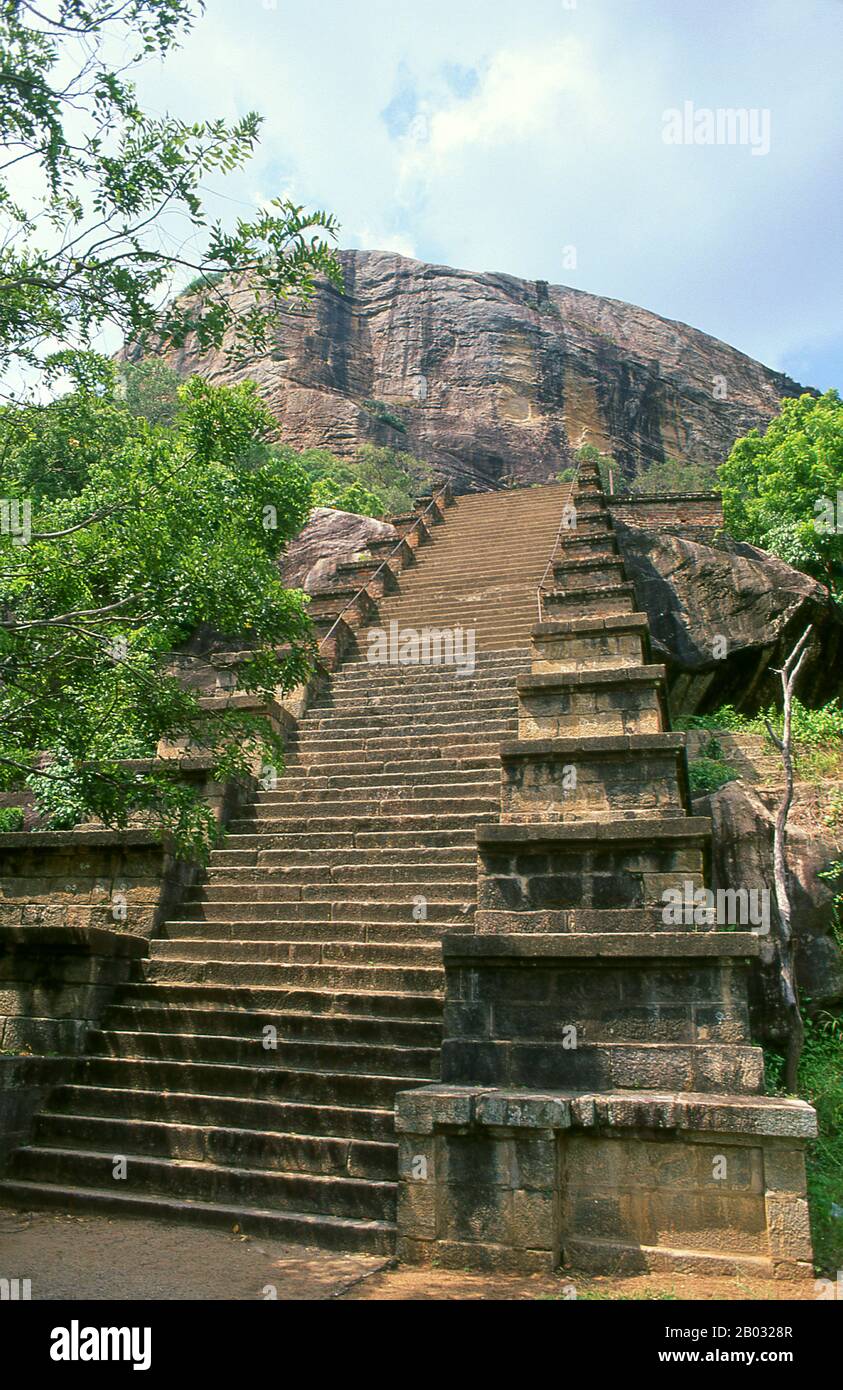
{"left": 363, "top": 399, "right": 407, "bottom": 433}
{"left": 680, "top": 699, "right": 843, "bottom": 747}
{"left": 0, "top": 807, "right": 25, "bottom": 832}
{"left": 687, "top": 757, "right": 739, "bottom": 794}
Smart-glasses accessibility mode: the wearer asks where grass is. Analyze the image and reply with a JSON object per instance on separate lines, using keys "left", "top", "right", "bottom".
{"left": 679, "top": 698, "right": 843, "bottom": 747}
{"left": 679, "top": 701, "right": 843, "bottom": 789}
{"left": 685, "top": 735, "right": 740, "bottom": 794}
{"left": 765, "top": 1011, "right": 843, "bottom": 1275}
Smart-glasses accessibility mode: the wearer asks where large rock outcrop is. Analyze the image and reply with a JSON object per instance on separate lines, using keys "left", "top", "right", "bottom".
{"left": 614, "top": 522, "right": 843, "bottom": 713}
{"left": 146, "top": 249, "right": 809, "bottom": 492}
{"left": 280, "top": 507, "right": 396, "bottom": 592}
{"left": 694, "top": 780, "right": 843, "bottom": 1040}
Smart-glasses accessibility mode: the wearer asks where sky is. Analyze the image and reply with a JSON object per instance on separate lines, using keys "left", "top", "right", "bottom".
{"left": 132, "top": 0, "right": 843, "bottom": 390}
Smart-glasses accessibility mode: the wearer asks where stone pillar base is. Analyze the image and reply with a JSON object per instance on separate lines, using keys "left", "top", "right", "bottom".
{"left": 395, "top": 1086, "right": 816, "bottom": 1280}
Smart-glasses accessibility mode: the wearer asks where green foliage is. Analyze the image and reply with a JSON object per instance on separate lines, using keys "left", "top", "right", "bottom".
{"left": 312, "top": 477, "right": 384, "bottom": 518}
{"left": 718, "top": 391, "right": 843, "bottom": 594}
{"left": 687, "top": 735, "right": 739, "bottom": 794}
{"left": 567, "top": 444, "right": 615, "bottom": 492}
{"left": 0, "top": 354, "right": 142, "bottom": 500}
{"left": 0, "top": 1, "right": 341, "bottom": 378}
{"left": 118, "top": 360, "right": 182, "bottom": 428}
{"left": 363, "top": 400, "right": 407, "bottom": 434}
{"left": 0, "top": 360, "right": 316, "bottom": 856}
{"left": 680, "top": 699, "right": 843, "bottom": 747}
{"left": 766, "top": 1011, "right": 843, "bottom": 1274}
{"left": 818, "top": 856, "right": 843, "bottom": 953}
{"left": 284, "top": 444, "right": 433, "bottom": 519}
{"left": 0, "top": 806, "right": 25, "bottom": 832}
{"left": 635, "top": 455, "right": 718, "bottom": 494}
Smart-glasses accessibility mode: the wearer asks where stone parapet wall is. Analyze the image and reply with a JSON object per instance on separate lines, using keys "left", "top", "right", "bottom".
{"left": 608, "top": 492, "right": 723, "bottom": 533}
{"left": 0, "top": 925, "right": 146, "bottom": 1054}
{"left": 0, "top": 830, "right": 193, "bottom": 941}
{"left": 0, "top": 1056, "right": 69, "bottom": 1170}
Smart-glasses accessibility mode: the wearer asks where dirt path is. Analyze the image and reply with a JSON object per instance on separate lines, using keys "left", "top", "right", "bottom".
{"left": 0, "top": 1207, "right": 820, "bottom": 1302}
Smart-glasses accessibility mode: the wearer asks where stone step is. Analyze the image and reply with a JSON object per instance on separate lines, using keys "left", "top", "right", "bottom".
{"left": 336, "top": 650, "right": 526, "bottom": 676}
{"left": 293, "top": 728, "right": 516, "bottom": 754}
{"left": 69, "top": 1054, "right": 435, "bottom": 1108}
{"left": 148, "top": 939, "right": 442, "bottom": 966}
{"left": 33, "top": 1113, "right": 398, "bottom": 1180}
{"left": 117, "top": 980, "right": 444, "bottom": 1018}
{"left": 195, "top": 863, "right": 476, "bottom": 886}
{"left": 157, "top": 919, "right": 465, "bottom": 944}
{"left": 46, "top": 1084, "right": 397, "bottom": 1140}
{"left": 101, "top": 1002, "right": 440, "bottom": 1046}
{"left": 141, "top": 957, "right": 444, "bottom": 992}
{"left": 247, "top": 783, "right": 498, "bottom": 806}
{"left": 171, "top": 899, "right": 469, "bottom": 923}
{"left": 5, "top": 1138, "right": 397, "bottom": 1223}
{"left": 0, "top": 1179, "right": 396, "bottom": 1254}
{"left": 210, "top": 816, "right": 496, "bottom": 842}
{"left": 319, "top": 684, "right": 524, "bottom": 708}
{"left": 302, "top": 703, "right": 515, "bottom": 729}
{"left": 256, "top": 769, "right": 497, "bottom": 792}
{"left": 206, "top": 846, "right": 476, "bottom": 869}
{"left": 208, "top": 828, "right": 478, "bottom": 861}
{"left": 86, "top": 1028, "right": 440, "bottom": 1079}
{"left": 278, "top": 755, "right": 501, "bottom": 778}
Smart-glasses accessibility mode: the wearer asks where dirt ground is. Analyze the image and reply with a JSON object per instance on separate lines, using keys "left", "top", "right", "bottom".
{"left": 0, "top": 1206, "right": 821, "bottom": 1301}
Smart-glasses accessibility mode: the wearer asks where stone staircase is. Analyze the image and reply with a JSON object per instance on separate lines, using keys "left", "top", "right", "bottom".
{"left": 0, "top": 483, "right": 572, "bottom": 1252}
{"left": 395, "top": 461, "right": 816, "bottom": 1278}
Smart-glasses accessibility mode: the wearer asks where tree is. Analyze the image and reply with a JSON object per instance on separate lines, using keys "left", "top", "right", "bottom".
{"left": 0, "top": 3, "right": 342, "bottom": 850}
{"left": 0, "top": 367, "right": 314, "bottom": 855}
{"left": 0, "top": 1, "right": 342, "bottom": 384}
{"left": 277, "top": 443, "right": 433, "bottom": 519}
{"left": 718, "top": 391, "right": 843, "bottom": 595}
{"left": 764, "top": 627, "right": 813, "bottom": 1092}
{"left": 635, "top": 454, "right": 717, "bottom": 494}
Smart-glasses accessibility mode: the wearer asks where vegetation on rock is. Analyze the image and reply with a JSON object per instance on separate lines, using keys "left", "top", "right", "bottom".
{"left": 280, "top": 444, "right": 433, "bottom": 518}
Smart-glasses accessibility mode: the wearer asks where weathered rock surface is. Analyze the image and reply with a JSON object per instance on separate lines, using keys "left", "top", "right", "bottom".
{"left": 280, "top": 507, "right": 396, "bottom": 592}
{"left": 694, "top": 780, "right": 843, "bottom": 1039}
{"left": 148, "top": 249, "right": 808, "bottom": 492}
{"left": 614, "top": 522, "right": 843, "bottom": 713}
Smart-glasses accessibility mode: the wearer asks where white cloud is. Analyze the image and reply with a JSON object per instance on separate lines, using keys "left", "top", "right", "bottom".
{"left": 121, "top": 0, "right": 842, "bottom": 389}
{"left": 405, "top": 39, "right": 600, "bottom": 171}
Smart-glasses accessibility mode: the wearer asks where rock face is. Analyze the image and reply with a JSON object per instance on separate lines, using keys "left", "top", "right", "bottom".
{"left": 613, "top": 522, "right": 843, "bottom": 713}
{"left": 694, "top": 780, "right": 843, "bottom": 1040}
{"left": 279, "top": 507, "right": 396, "bottom": 592}
{"left": 151, "top": 249, "right": 808, "bottom": 492}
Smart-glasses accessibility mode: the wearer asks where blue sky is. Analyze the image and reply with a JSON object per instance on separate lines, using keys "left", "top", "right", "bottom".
{"left": 135, "top": 0, "right": 843, "bottom": 390}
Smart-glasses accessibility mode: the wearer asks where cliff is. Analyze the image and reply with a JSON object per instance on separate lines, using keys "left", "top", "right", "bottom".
{"left": 147, "top": 249, "right": 809, "bottom": 491}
